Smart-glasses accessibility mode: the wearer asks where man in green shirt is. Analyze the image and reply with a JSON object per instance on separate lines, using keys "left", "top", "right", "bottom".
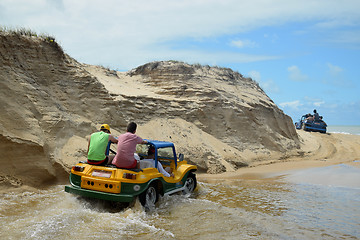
{"left": 87, "top": 124, "right": 118, "bottom": 165}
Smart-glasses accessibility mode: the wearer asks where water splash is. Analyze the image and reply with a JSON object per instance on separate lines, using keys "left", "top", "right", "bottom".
{"left": 1, "top": 177, "right": 359, "bottom": 239}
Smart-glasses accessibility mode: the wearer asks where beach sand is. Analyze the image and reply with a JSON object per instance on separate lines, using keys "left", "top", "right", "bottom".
{"left": 198, "top": 130, "right": 360, "bottom": 181}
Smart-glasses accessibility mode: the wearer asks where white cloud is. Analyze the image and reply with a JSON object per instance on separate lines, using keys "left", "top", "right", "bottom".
{"left": 303, "top": 96, "right": 326, "bottom": 108}
{"left": 324, "top": 63, "right": 354, "bottom": 87}
{"left": 247, "top": 71, "right": 280, "bottom": 94}
{"left": 1, "top": 0, "right": 360, "bottom": 69}
{"left": 304, "top": 96, "right": 322, "bottom": 102}
{"left": 327, "top": 63, "right": 343, "bottom": 75}
{"left": 248, "top": 70, "right": 261, "bottom": 81}
{"left": 279, "top": 100, "right": 303, "bottom": 110}
{"left": 315, "top": 18, "right": 359, "bottom": 29}
{"left": 287, "top": 65, "right": 308, "bottom": 82}
{"left": 230, "top": 39, "right": 257, "bottom": 48}
{"left": 263, "top": 33, "right": 279, "bottom": 43}
{"left": 327, "top": 30, "right": 360, "bottom": 46}
{"left": 313, "top": 101, "right": 325, "bottom": 107}
{"left": 262, "top": 80, "right": 280, "bottom": 94}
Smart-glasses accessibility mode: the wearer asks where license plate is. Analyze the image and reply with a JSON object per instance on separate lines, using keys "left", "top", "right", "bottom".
{"left": 92, "top": 170, "right": 112, "bottom": 178}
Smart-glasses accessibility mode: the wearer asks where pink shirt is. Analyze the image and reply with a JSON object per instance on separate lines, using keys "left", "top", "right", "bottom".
{"left": 112, "top": 132, "right": 143, "bottom": 168}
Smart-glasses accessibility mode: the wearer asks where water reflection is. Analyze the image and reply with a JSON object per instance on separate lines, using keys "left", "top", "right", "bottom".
{"left": 199, "top": 179, "right": 289, "bottom": 216}
{"left": 284, "top": 164, "right": 360, "bottom": 188}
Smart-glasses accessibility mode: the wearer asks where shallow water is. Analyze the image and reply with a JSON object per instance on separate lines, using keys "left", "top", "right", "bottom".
{"left": 328, "top": 125, "right": 360, "bottom": 135}
{"left": 1, "top": 165, "right": 359, "bottom": 240}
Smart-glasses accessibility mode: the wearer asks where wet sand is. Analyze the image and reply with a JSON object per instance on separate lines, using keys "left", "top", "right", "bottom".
{"left": 198, "top": 131, "right": 360, "bottom": 182}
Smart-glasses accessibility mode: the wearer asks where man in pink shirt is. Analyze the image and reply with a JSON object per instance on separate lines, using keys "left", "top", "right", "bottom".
{"left": 112, "top": 122, "right": 147, "bottom": 169}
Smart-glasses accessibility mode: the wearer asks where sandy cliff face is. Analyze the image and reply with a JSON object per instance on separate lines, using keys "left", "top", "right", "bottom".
{"left": 0, "top": 32, "right": 126, "bottom": 187}
{"left": 0, "top": 32, "right": 299, "bottom": 188}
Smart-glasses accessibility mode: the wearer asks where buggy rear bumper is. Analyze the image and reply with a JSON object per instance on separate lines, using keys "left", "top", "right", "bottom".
{"left": 65, "top": 185, "right": 135, "bottom": 202}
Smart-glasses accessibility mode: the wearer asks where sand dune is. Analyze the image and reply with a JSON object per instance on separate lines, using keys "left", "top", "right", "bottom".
{"left": 1, "top": 31, "right": 359, "bottom": 190}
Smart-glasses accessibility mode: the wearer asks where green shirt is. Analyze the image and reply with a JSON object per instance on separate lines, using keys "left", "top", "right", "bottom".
{"left": 87, "top": 131, "right": 109, "bottom": 161}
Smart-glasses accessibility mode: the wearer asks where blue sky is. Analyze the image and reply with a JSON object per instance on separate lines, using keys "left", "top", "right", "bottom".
{"left": 1, "top": 0, "right": 359, "bottom": 125}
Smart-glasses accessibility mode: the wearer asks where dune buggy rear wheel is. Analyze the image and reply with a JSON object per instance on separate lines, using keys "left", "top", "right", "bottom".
{"left": 139, "top": 183, "right": 158, "bottom": 209}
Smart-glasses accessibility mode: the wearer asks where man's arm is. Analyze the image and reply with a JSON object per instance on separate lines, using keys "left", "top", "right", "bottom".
{"left": 157, "top": 162, "right": 170, "bottom": 177}
{"left": 109, "top": 134, "right": 118, "bottom": 143}
{"left": 87, "top": 139, "right": 90, "bottom": 154}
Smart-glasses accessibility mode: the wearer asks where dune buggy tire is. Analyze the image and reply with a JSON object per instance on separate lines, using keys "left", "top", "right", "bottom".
{"left": 183, "top": 172, "right": 197, "bottom": 194}
{"left": 139, "top": 183, "right": 159, "bottom": 208}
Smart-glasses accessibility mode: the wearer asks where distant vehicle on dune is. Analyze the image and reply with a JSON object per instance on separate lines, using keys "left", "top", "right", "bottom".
{"left": 295, "top": 110, "right": 327, "bottom": 133}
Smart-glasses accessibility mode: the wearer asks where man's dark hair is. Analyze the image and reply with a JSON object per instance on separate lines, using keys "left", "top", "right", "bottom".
{"left": 148, "top": 146, "right": 155, "bottom": 155}
{"left": 127, "top": 122, "right": 137, "bottom": 133}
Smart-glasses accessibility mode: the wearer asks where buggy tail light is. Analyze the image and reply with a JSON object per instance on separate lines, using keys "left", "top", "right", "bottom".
{"left": 123, "top": 172, "right": 136, "bottom": 180}
{"left": 72, "top": 166, "right": 85, "bottom": 172}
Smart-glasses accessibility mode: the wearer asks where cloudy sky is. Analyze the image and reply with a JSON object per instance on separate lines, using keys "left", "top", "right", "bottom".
{"left": 1, "top": 0, "right": 359, "bottom": 125}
